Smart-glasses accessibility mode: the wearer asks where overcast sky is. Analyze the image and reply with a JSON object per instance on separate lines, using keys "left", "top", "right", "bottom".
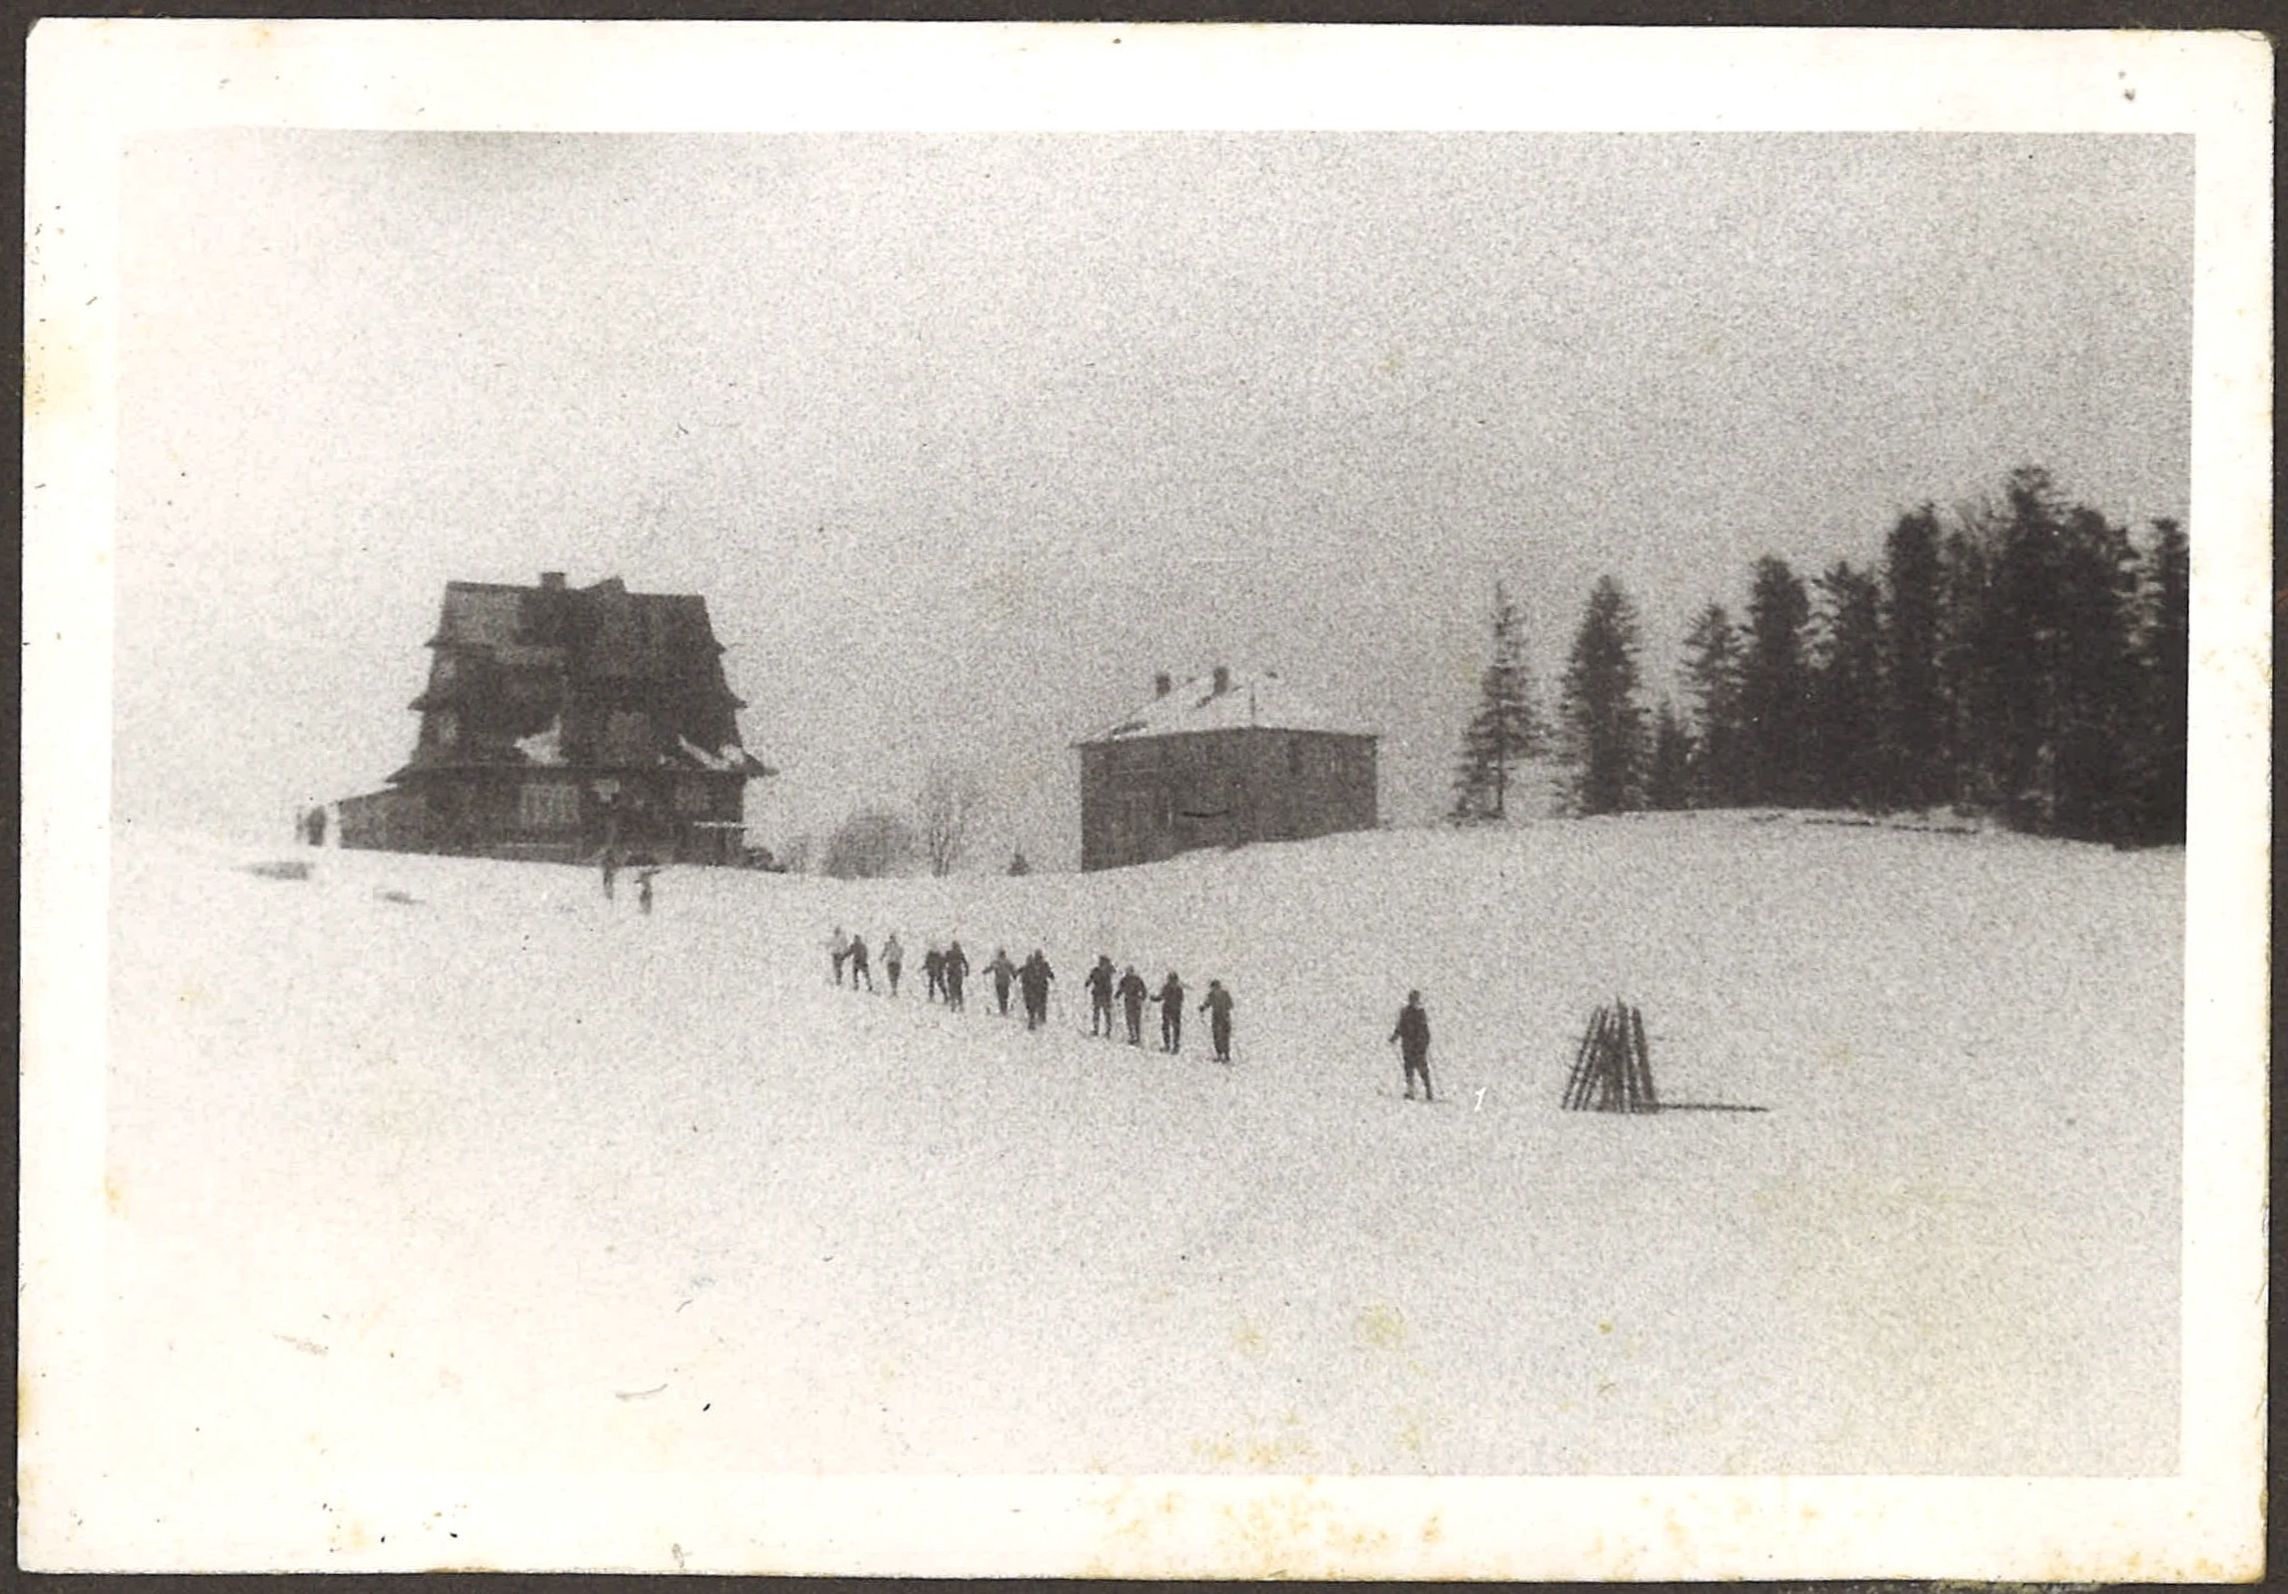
{"left": 116, "top": 131, "right": 2191, "bottom": 866}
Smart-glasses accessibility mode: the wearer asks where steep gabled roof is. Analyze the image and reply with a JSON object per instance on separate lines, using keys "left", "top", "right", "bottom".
{"left": 427, "top": 582, "right": 533, "bottom": 650}
{"left": 396, "top": 573, "right": 770, "bottom": 783}
{"left": 1076, "top": 669, "right": 1376, "bottom": 746}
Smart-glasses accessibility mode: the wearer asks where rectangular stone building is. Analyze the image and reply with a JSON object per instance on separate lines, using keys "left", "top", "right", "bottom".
{"left": 1074, "top": 666, "right": 1378, "bottom": 872}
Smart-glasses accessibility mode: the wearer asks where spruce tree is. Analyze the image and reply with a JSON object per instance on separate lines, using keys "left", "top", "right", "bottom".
{"left": 1740, "top": 556, "right": 1814, "bottom": 804}
{"left": 1989, "top": 467, "right": 2069, "bottom": 828}
{"left": 1937, "top": 512, "right": 2004, "bottom": 810}
{"left": 1808, "top": 560, "right": 1885, "bottom": 809}
{"left": 1647, "top": 699, "right": 1694, "bottom": 811}
{"left": 1559, "top": 576, "right": 1649, "bottom": 815}
{"left": 1680, "top": 603, "right": 1746, "bottom": 807}
{"left": 2049, "top": 503, "right": 2140, "bottom": 839}
{"left": 1881, "top": 505, "right": 1947, "bottom": 809}
{"left": 1450, "top": 581, "right": 1546, "bottom": 821}
{"left": 2135, "top": 517, "right": 2190, "bottom": 842}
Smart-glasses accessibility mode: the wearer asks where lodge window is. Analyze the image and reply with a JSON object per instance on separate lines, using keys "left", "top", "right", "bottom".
{"left": 674, "top": 779, "right": 713, "bottom": 816}
{"left": 517, "top": 781, "right": 578, "bottom": 830}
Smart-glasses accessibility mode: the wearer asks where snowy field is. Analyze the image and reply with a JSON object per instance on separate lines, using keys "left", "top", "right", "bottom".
{"left": 103, "top": 813, "right": 2181, "bottom": 1478}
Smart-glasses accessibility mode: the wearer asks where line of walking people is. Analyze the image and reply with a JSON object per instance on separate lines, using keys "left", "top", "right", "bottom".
{"left": 825, "top": 926, "right": 1237, "bottom": 1065}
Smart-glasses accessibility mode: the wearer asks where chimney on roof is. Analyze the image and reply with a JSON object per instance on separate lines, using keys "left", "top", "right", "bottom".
{"left": 1212, "top": 664, "right": 1231, "bottom": 696}
{"left": 1154, "top": 672, "right": 1172, "bottom": 698}
{"left": 540, "top": 571, "right": 566, "bottom": 591}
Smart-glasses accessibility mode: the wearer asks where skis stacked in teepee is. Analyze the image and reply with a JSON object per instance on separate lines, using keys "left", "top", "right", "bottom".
{"left": 1562, "top": 1001, "right": 1659, "bottom": 1113}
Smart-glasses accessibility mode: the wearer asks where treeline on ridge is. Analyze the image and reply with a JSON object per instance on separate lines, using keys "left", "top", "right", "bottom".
{"left": 1453, "top": 465, "right": 2190, "bottom": 846}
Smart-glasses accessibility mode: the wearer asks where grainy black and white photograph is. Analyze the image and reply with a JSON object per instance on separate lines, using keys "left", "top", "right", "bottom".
{"left": 20, "top": 20, "right": 2270, "bottom": 1579}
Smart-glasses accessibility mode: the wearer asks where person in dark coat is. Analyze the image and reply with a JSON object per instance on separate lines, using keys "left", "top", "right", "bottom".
{"left": 985, "top": 948, "right": 1019, "bottom": 1016}
{"left": 1085, "top": 955, "right": 1116, "bottom": 1037}
{"left": 635, "top": 866, "right": 657, "bottom": 916}
{"left": 1390, "top": 989, "right": 1433, "bottom": 1101}
{"left": 1018, "top": 950, "right": 1055, "bottom": 1030}
{"left": 828, "top": 926, "right": 849, "bottom": 984}
{"left": 601, "top": 846, "right": 620, "bottom": 901}
{"left": 848, "top": 932, "right": 874, "bottom": 992}
{"left": 943, "top": 940, "right": 970, "bottom": 1011}
{"left": 882, "top": 931, "right": 904, "bottom": 996}
{"left": 1199, "top": 979, "right": 1234, "bottom": 1064}
{"left": 923, "top": 945, "right": 945, "bottom": 1002}
{"left": 1117, "top": 966, "right": 1149, "bottom": 1046}
{"left": 1155, "top": 971, "right": 1186, "bottom": 1053}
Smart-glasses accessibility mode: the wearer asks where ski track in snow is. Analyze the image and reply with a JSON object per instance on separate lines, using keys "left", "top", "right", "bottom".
{"left": 101, "top": 813, "right": 2181, "bottom": 1477}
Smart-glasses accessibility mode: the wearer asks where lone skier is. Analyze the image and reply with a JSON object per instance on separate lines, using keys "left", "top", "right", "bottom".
{"left": 882, "top": 931, "right": 904, "bottom": 997}
{"left": 1117, "top": 966, "right": 1149, "bottom": 1046}
{"left": 1086, "top": 955, "right": 1116, "bottom": 1037}
{"left": 1018, "top": 949, "right": 1055, "bottom": 1031}
{"left": 985, "top": 948, "right": 1019, "bottom": 1016}
{"left": 1200, "top": 979, "right": 1234, "bottom": 1064}
{"left": 1390, "top": 990, "right": 1433, "bottom": 1102}
{"left": 943, "top": 940, "right": 970, "bottom": 1012}
{"left": 848, "top": 932, "right": 874, "bottom": 992}
{"left": 1155, "top": 971, "right": 1186, "bottom": 1054}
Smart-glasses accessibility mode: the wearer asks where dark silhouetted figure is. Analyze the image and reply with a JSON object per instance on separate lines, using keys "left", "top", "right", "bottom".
{"left": 1117, "top": 967, "right": 1149, "bottom": 1045}
{"left": 829, "top": 927, "right": 850, "bottom": 986}
{"left": 848, "top": 933, "right": 874, "bottom": 992}
{"left": 1086, "top": 955, "right": 1116, "bottom": 1037}
{"left": 1155, "top": 972, "right": 1186, "bottom": 1053}
{"left": 1390, "top": 990, "right": 1433, "bottom": 1101}
{"left": 943, "top": 941, "right": 970, "bottom": 1011}
{"left": 1200, "top": 979, "right": 1234, "bottom": 1063}
{"left": 882, "top": 932, "right": 904, "bottom": 996}
{"left": 601, "top": 846, "right": 620, "bottom": 901}
{"left": 636, "top": 867, "right": 657, "bottom": 916}
{"left": 986, "top": 949, "right": 1018, "bottom": 1016}
{"left": 923, "top": 945, "right": 945, "bottom": 1002}
{"left": 304, "top": 806, "right": 327, "bottom": 847}
{"left": 1019, "top": 950, "right": 1055, "bottom": 1030}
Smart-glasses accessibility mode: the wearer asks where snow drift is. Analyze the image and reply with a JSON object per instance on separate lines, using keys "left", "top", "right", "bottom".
{"left": 102, "top": 812, "right": 2180, "bottom": 1478}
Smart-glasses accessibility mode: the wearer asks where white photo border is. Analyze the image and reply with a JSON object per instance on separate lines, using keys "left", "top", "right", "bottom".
{"left": 20, "top": 20, "right": 2271, "bottom": 1578}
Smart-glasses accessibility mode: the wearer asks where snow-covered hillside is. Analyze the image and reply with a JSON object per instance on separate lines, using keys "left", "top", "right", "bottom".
{"left": 102, "top": 813, "right": 2180, "bottom": 1481}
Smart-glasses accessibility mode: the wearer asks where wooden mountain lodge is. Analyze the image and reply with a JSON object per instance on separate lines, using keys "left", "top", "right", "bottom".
{"left": 1073, "top": 666, "right": 1378, "bottom": 872}
{"left": 337, "top": 572, "right": 773, "bottom": 866}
